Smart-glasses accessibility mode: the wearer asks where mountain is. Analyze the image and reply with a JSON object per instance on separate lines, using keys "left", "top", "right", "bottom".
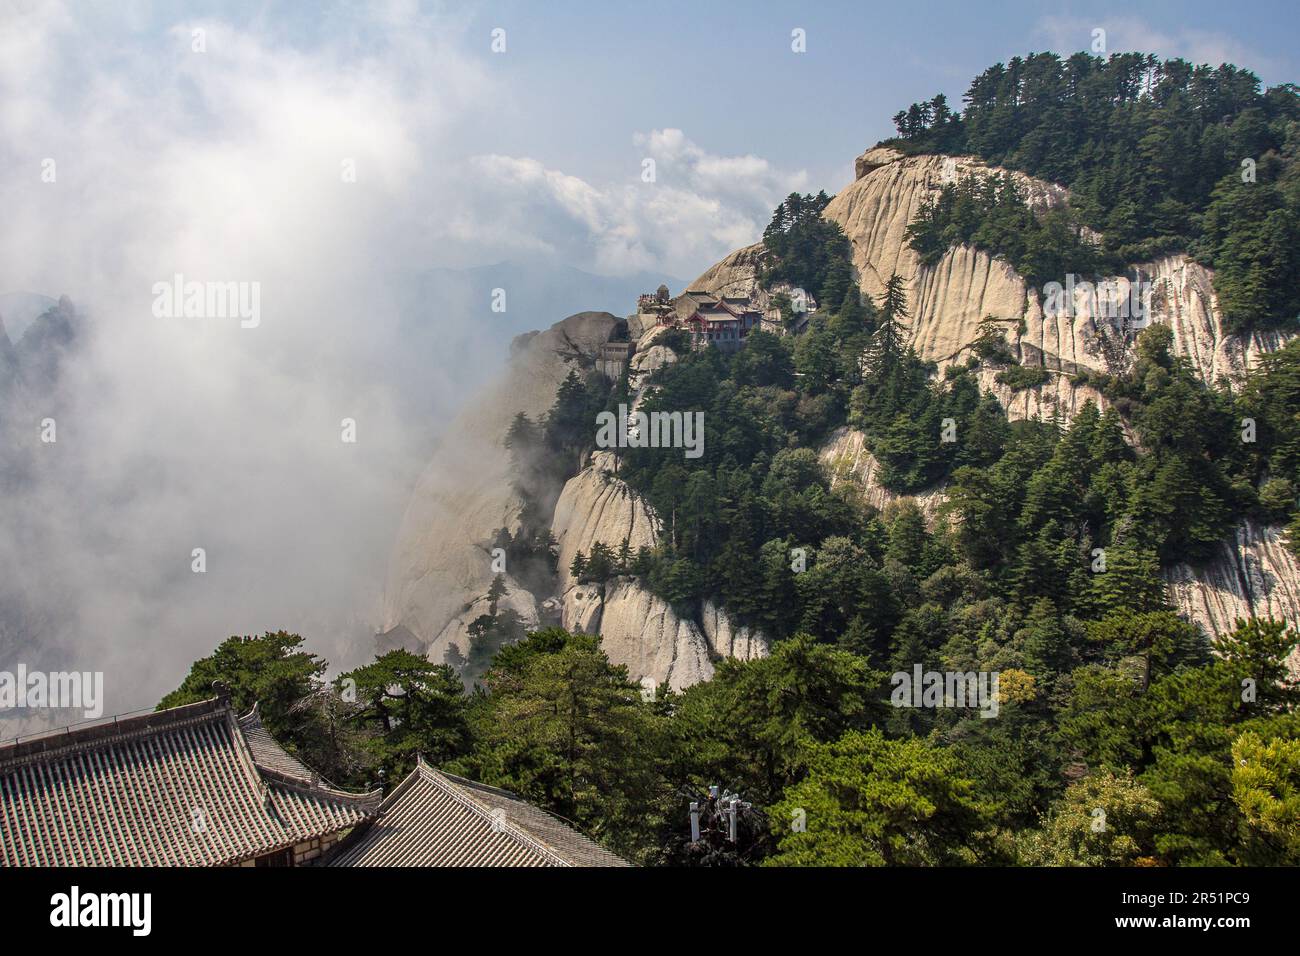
{"left": 385, "top": 138, "right": 1300, "bottom": 687}
{"left": 697, "top": 147, "right": 1291, "bottom": 420}
{"left": 0, "top": 292, "right": 59, "bottom": 344}
{"left": 383, "top": 309, "right": 623, "bottom": 654}
{"left": 689, "top": 146, "right": 1299, "bottom": 649}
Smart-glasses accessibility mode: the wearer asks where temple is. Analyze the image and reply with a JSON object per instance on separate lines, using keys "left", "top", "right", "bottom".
{"left": 636, "top": 285, "right": 765, "bottom": 353}
{"left": 329, "top": 759, "right": 627, "bottom": 866}
{"left": 682, "top": 293, "right": 764, "bottom": 352}
{"left": 0, "top": 695, "right": 626, "bottom": 867}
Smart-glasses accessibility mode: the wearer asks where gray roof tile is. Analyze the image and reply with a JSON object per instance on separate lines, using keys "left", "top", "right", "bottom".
{"left": 330, "top": 760, "right": 629, "bottom": 867}
{"left": 0, "top": 697, "right": 381, "bottom": 866}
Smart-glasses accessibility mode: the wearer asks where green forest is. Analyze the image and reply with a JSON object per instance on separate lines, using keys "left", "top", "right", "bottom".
{"left": 161, "top": 51, "right": 1300, "bottom": 867}
{"left": 161, "top": 283, "right": 1300, "bottom": 865}
{"left": 890, "top": 52, "right": 1300, "bottom": 331}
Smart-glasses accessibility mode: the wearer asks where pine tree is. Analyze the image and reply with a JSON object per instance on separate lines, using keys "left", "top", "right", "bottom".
{"left": 485, "top": 573, "right": 507, "bottom": 614}
{"left": 869, "top": 273, "right": 910, "bottom": 374}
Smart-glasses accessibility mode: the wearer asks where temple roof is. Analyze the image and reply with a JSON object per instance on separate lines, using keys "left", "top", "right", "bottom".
{"left": 330, "top": 759, "right": 629, "bottom": 867}
{"left": 0, "top": 697, "right": 381, "bottom": 866}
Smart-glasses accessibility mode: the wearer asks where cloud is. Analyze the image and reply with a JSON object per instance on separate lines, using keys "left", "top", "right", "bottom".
{"left": 461, "top": 130, "right": 808, "bottom": 278}
{"left": 0, "top": 2, "right": 499, "bottom": 727}
{"left": 0, "top": 4, "right": 800, "bottom": 728}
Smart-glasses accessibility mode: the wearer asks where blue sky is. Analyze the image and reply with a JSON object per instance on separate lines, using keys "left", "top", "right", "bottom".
{"left": 457, "top": 0, "right": 1300, "bottom": 192}
{"left": 5, "top": 0, "right": 1298, "bottom": 294}
{"left": 104, "top": 0, "right": 1300, "bottom": 210}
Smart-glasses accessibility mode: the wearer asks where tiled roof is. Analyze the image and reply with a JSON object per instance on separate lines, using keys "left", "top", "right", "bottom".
{"left": 237, "top": 704, "right": 317, "bottom": 781}
{"left": 0, "top": 697, "right": 381, "bottom": 866}
{"left": 330, "top": 759, "right": 630, "bottom": 867}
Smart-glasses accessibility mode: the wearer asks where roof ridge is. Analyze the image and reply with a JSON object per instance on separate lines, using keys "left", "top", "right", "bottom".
{"left": 0, "top": 697, "right": 229, "bottom": 770}
{"left": 426, "top": 763, "right": 617, "bottom": 864}
{"left": 424, "top": 766, "right": 571, "bottom": 866}
{"left": 263, "top": 770, "right": 383, "bottom": 807}
{"left": 221, "top": 704, "right": 283, "bottom": 827}
{"left": 434, "top": 767, "right": 521, "bottom": 800}
{"left": 235, "top": 702, "right": 383, "bottom": 804}
{"left": 222, "top": 706, "right": 382, "bottom": 843}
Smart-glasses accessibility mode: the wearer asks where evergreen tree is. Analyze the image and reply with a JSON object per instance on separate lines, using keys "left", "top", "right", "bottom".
{"left": 766, "top": 729, "right": 993, "bottom": 866}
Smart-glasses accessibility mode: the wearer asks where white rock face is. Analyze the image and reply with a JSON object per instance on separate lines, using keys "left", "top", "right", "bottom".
{"left": 690, "top": 150, "right": 1292, "bottom": 424}
{"left": 560, "top": 579, "right": 770, "bottom": 690}
{"left": 550, "top": 450, "right": 659, "bottom": 590}
{"left": 630, "top": 343, "right": 676, "bottom": 378}
{"left": 597, "top": 577, "right": 715, "bottom": 691}
{"left": 1164, "top": 520, "right": 1300, "bottom": 666}
{"left": 699, "top": 598, "right": 770, "bottom": 661}
{"left": 821, "top": 151, "right": 1065, "bottom": 335}
{"left": 822, "top": 152, "right": 1291, "bottom": 417}
{"left": 818, "top": 426, "right": 949, "bottom": 524}
{"left": 633, "top": 321, "right": 669, "bottom": 351}
{"left": 689, "top": 242, "right": 769, "bottom": 300}
{"left": 627, "top": 341, "right": 679, "bottom": 420}
{"left": 561, "top": 583, "right": 604, "bottom": 634}
{"left": 428, "top": 575, "right": 540, "bottom": 667}
{"left": 383, "top": 311, "right": 622, "bottom": 649}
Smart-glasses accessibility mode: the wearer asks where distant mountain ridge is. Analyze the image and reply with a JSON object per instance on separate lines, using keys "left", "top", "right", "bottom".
{"left": 0, "top": 292, "right": 59, "bottom": 344}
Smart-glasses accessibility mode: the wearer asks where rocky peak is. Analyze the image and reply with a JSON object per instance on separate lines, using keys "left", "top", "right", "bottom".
{"left": 854, "top": 146, "right": 905, "bottom": 179}
{"left": 382, "top": 310, "right": 622, "bottom": 650}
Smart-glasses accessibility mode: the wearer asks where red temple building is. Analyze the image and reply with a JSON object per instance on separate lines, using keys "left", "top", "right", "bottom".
{"left": 684, "top": 295, "right": 763, "bottom": 352}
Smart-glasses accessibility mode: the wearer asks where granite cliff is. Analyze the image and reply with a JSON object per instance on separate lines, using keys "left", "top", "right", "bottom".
{"left": 382, "top": 311, "right": 620, "bottom": 652}
{"left": 688, "top": 147, "right": 1296, "bottom": 647}
{"left": 385, "top": 144, "right": 1297, "bottom": 683}
{"left": 382, "top": 312, "right": 768, "bottom": 688}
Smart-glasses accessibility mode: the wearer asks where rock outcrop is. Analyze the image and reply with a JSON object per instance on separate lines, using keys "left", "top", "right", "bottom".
{"left": 596, "top": 578, "right": 716, "bottom": 691}
{"left": 823, "top": 151, "right": 1065, "bottom": 332}
{"left": 818, "top": 426, "right": 948, "bottom": 524}
{"left": 427, "top": 574, "right": 540, "bottom": 668}
{"left": 547, "top": 453, "right": 769, "bottom": 688}
{"left": 699, "top": 598, "right": 770, "bottom": 661}
{"left": 383, "top": 311, "right": 622, "bottom": 648}
{"left": 688, "top": 242, "right": 768, "bottom": 301}
{"left": 690, "top": 149, "right": 1292, "bottom": 424}
{"left": 1165, "top": 521, "right": 1300, "bottom": 672}
{"left": 388, "top": 317, "right": 768, "bottom": 689}
{"left": 825, "top": 152, "right": 1289, "bottom": 413}
{"left": 562, "top": 583, "right": 605, "bottom": 635}
{"left": 630, "top": 343, "right": 676, "bottom": 380}
{"left": 562, "top": 577, "right": 770, "bottom": 691}
{"left": 550, "top": 450, "right": 659, "bottom": 591}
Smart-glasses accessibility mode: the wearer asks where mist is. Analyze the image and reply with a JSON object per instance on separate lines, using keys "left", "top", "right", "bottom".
{"left": 0, "top": 2, "right": 806, "bottom": 733}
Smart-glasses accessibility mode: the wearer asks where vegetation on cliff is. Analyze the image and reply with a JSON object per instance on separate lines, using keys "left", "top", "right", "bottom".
{"left": 163, "top": 278, "right": 1300, "bottom": 866}
{"left": 889, "top": 51, "right": 1300, "bottom": 331}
